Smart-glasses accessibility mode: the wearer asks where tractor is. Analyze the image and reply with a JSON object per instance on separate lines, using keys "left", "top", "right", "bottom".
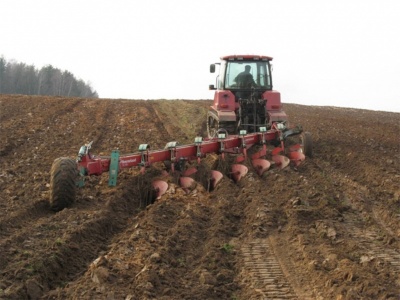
{"left": 207, "top": 55, "right": 307, "bottom": 140}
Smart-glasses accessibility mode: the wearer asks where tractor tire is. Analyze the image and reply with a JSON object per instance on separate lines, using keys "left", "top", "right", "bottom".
{"left": 49, "top": 157, "right": 79, "bottom": 212}
{"left": 302, "top": 132, "right": 313, "bottom": 158}
{"left": 207, "top": 114, "right": 219, "bottom": 138}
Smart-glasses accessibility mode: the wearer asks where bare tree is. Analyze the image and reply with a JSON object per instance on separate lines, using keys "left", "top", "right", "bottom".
{"left": 0, "top": 57, "right": 98, "bottom": 98}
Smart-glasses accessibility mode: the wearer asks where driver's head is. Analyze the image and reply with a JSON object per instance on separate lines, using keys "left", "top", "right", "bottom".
{"left": 245, "top": 65, "right": 251, "bottom": 72}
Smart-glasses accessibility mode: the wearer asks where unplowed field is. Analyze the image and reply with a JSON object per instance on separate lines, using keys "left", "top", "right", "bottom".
{"left": 0, "top": 94, "right": 399, "bottom": 300}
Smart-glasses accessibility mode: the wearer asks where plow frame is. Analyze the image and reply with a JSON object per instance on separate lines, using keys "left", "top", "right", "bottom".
{"left": 76, "top": 126, "right": 300, "bottom": 186}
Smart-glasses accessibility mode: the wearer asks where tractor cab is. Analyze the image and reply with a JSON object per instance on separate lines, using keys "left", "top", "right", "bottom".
{"left": 208, "top": 55, "right": 286, "bottom": 137}
{"left": 209, "top": 55, "right": 273, "bottom": 96}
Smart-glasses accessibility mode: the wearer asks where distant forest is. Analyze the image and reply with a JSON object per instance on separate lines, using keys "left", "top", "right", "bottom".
{"left": 0, "top": 57, "right": 98, "bottom": 98}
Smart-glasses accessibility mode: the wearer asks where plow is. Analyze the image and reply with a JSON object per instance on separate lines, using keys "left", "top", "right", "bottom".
{"left": 49, "top": 55, "right": 312, "bottom": 212}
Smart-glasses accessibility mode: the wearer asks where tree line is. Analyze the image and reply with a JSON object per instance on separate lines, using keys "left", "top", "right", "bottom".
{"left": 0, "top": 57, "right": 98, "bottom": 98}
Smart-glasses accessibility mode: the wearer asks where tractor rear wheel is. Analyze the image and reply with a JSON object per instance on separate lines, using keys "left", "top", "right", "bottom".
{"left": 302, "top": 132, "right": 313, "bottom": 157}
{"left": 49, "top": 157, "right": 78, "bottom": 212}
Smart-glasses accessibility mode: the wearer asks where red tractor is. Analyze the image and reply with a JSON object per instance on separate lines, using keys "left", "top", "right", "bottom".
{"left": 207, "top": 55, "right": 306, "bottom": 142}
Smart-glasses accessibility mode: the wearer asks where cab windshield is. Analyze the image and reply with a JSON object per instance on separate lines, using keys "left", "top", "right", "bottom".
{"left": 224, "top": 61, "right": 272, "bottom": 89}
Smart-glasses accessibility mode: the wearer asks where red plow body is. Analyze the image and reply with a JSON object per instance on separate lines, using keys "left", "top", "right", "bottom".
{"left": 71, "top": 126, "right": 310, "bottom": 205}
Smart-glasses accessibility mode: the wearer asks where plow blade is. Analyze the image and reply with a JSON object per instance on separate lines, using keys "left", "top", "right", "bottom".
{"left": 231, "top": 164, "right": 248, "bottom": 183}
{"left": 288, "top": 151, "right": 305, "bottom": 167}
{"left": 252, "top": 159, "right": 271, "bottom": 176}
{"left": 152, "top": 180, "right": 168, "bottom": 199}
{"left": 180, "top": 176, "right": 196, "bottom": 189}
{"left": 179, "top": 176, "right": 197, "bottom": 194}
{"left": 272, "top": 155, "right": 290, "bottom": 169}
{"left": 210, "top": 170, "right": 223, "bottom": 190}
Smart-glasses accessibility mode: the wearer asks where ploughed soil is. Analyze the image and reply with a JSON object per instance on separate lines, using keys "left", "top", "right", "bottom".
{"left": 0, "top": 94, "right": 399, "bottom": 300}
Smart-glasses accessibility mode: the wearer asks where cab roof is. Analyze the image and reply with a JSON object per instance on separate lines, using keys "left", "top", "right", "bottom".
{"left": 221, "top": 55, "right": 273, "bottom": 61}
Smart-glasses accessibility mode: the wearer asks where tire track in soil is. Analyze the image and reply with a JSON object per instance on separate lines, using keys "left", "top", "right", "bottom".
{"left": 308, "top": 158, "right": 400, "bottom": 271}
{"left": 334, "top": 165, "right": 398, "bottom": 242}
{"left": 343, "top": 212, "right": 400, "bottom": 271}
{"left": 268, "top": 234, "right": 317, "bottom": 300}
{"left": 372, "top": 208, "right": 398, "bottom": 239}
{"left": 235, "top": 169, "right": 315, "bottom": 300}
{"left": 293, "top": 158, "right": 400, "bottom": 296}
{"left": 241, "top": 239, "right": 297, "bottom": 299}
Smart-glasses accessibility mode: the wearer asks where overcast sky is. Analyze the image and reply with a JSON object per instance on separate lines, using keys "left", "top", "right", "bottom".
{"left": 2, "top": 0, "right": 399, "bottom": 112}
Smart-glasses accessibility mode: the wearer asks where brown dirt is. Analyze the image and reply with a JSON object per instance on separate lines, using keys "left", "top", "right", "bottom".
{"left": 0, "top": 94, "right": 399, "bottom": 300}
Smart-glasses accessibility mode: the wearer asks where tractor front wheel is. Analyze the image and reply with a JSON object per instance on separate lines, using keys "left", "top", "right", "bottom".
{"left": 49, "top": 157, "right": 79, "bottom": 212}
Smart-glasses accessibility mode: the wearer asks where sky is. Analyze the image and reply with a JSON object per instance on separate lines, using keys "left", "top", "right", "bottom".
{"left": 1, "top": 0, "right": 400, "bottom": 112}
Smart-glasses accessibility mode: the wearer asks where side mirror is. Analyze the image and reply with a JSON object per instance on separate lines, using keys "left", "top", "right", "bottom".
{"left": 210, "top": 64, "right": 216, "bottom": 73}
{"left": 209, "top": 84, "right": 215, "bottom": 90}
